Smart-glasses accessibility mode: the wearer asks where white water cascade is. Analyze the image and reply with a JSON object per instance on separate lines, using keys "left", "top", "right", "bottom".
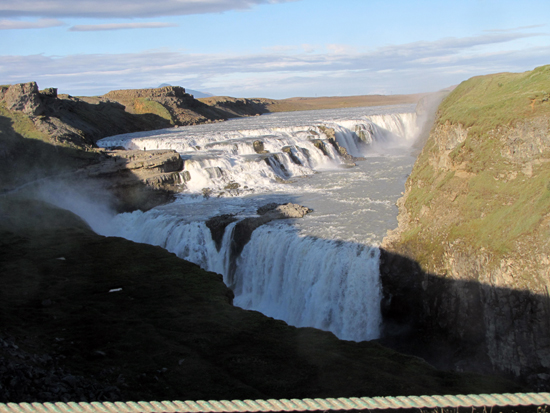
{"left": 98, "top": 104, "right": 421, "bottom": 342}
{"left": 99, "top": 105, "right": 419, "bottom": 196}
{"left": 233, "top": 225, "right": 382, "bottom": 341}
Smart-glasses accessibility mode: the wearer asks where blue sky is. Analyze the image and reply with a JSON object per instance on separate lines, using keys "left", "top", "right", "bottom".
{"left": 1, "top": 0, "right": 549, "bottom": 98}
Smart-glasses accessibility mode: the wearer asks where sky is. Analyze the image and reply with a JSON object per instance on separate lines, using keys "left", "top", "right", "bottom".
{"left": 1, "top": 0, "right": 549, "bottom": 99}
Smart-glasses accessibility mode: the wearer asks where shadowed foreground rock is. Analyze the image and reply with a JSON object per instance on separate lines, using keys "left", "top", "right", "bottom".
{"left": 0, "top": 197, "right": 522, "bottom": 403}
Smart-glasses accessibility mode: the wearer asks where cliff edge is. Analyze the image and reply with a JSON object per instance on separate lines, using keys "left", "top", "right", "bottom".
{"left": 0, "top": 83, "right": 196, "bottom": 210}
{"left": 380, "top": 65, "right": 550, "bottom": 389}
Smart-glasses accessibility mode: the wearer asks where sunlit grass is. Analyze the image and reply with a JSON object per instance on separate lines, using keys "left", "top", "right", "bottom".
{"left": 397, "top": 65, "right": 550, "bottom": 271}
{"left": 438, "top": 65, "right": 550, "bottom": 136}
{"left": 134, "top": 98, "right": 174, "bottom": 124}
{"left": 0, "top": 102, "right": 50, "bottom": 142}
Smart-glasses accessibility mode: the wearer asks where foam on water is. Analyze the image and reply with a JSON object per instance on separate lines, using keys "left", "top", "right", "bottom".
{"left": 98, "top": 104, "right": 419, "bottom": 196}
{"left": 99, "top": 104, "right": 420, "bottom": 342}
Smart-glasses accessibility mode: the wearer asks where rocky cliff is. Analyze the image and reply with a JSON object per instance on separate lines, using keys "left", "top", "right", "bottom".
{"left": 0, "top": 82, "right": 197, "bottom": 210}
{"left": 198, "top": 96, "right": 276, "bottom": 117}
{"left": 103, "top": 86, "right": 231, "bottom": 126}
{"left": 380, "top": 65, "right": 550, "bottom": 390}
{"left": 0, "top": 82, "right": 232, "bottom": 150}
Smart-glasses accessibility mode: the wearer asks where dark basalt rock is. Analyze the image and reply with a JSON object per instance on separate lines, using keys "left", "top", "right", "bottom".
{"left": 282, "top": 146, "right": 302, "bottom": 165}
{"left": 205, "top": 214, "right": 238, "bottom": 251}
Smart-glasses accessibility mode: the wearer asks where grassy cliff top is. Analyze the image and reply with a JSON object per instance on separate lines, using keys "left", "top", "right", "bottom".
{"left": 437, "top": 64, "right": 550, "bottom": 135}
{"left": 390, "top": 65, "right": 550, "bottom": 276}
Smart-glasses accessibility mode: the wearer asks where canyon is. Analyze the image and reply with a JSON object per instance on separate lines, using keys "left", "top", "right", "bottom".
{"left": 1, "top": 67, "right": 549, "bottom": 402}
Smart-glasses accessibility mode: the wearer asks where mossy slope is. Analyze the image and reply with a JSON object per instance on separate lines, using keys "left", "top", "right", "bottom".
{"left": 392, "top": 65, "right": 550, "bottom": 275}
{"left": 380, "top": 65, "right": 550, "bottom": 387}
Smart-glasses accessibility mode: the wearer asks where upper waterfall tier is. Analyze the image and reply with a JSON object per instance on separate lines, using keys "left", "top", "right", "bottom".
{"left": 98, "top": 104, "right": 420, "bottom": 196}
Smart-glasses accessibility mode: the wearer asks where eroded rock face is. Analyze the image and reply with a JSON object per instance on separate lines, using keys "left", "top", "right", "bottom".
{"left": 232, "top": 203, "right": 312, "bottom": 256}
{"left": 205, "top": 203, "right": 313, "bottom": 287}
{"left": 80, "top": 149, "right": 185, "bottom": 212}
{"left": 104, "top": 86, "right": 225, "bottom": 126}
{"left": 231, "top": 202, "right": 311, "bottom": 264}
{"left": 205, "top": 214, "right": 238, "bottom": 251}
{"left": 2, "top": 82, "right": 44, "bottom": 116}
{"left": 380, "top": 116, "right": 550, "bottom": 390}
{"left": 0, "top": 82, "right": 232, "bottom": 149}
{"left": 104, "top": 86, "right": 189, "bottom": 100}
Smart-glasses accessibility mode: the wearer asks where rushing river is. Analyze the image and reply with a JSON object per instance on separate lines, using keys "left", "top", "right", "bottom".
{"left": 94, "top": 104, "right": 421, "bottom": 342}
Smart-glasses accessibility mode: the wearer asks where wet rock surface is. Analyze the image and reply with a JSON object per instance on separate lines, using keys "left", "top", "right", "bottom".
{"left": 232, "top": 202, "right": 313, "bottom": 256}
{"left": 205, "top": 214, "right": 238, "bottom": 251}
{"left": 206, "top": 203, "right": 314, "bottom": 286}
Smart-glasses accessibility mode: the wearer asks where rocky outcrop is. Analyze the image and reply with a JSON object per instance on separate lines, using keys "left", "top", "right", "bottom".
{"left": 205, "top": 203, "right": 313, "bottom": 286}
{"left": 83, "top": 149, "right": 183, "bottom": 184}
{"left": 205, "top": 214, "right": 239, "bottom": 251}
{"left": 1, "top": 82, "right": 44, "bottom": 116}
{"left": 0, "top": 83, "right": 229, "bottom": 150}
{"left": 253, "top": 140, "right": 268, "bottom": 154}
{"left": 233, "top": 203, "right": 312, "bottom": 256}
{"left": 198, "top": 96, "right": 275, "bottom": 118}
{"left": 380, "top": 66, "right": 550, "bottom": 390}
{"left": 230, "top": 202, "right": 311, "bottom": 257}
{"left": 104, "top": 86, "right": 226, "bottom": 126}
{"left": 78, "top": 149, "right": 185, "bottom": 212}
{"left": 0, "top": 83, "right": 196, "bottom": 208}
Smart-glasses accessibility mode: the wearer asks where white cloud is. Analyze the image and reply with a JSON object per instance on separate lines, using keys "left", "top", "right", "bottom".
{"left": 0, "top": 17, "right": 64, "bottom": 30}
{"left": 301, "top": 44, "right": 316, "bottom": 53}
{"left": 69, "top": 22, "right": 178, "bottom": 31}
{"left": 484, "top": 24, "right": 546, "bottom": 33}
{"left": 326, "top": 44, "right": 356, "bottom": 54}
{"left": 0, "top": 0, "right": 299, "bottom": 19}
{"left": 1, "top": 31, "right": 548, "bottom": 98}
{"left": 261, "top": 45, "right": 300, "bottom": 53}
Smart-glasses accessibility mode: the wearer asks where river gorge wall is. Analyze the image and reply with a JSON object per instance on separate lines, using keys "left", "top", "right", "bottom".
{"left": 380, "top": 65, "right": 550, "bottom": 390}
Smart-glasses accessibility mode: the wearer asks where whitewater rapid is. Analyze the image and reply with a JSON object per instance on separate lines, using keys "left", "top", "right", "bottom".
{"left": 94, "top": 104, "right": 420, "bottom": 342}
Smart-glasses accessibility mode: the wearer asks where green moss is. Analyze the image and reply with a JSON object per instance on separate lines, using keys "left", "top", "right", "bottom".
{"left": 402, "top": 160, "right": 438, "bottom": 221}
{"left": 438, "top": 65, "right": 550, "bottom": 136}
{"left": 134, "top": 98, "right": 174, "bottom": 124}
{"left": 436, "top": 170, "right": 455, "bottom": 189}
{"left": 395, "top": 66, "right": 550, "bottom": 271}
{"left": 450, "top": 167, "right": 550, "bottom": 254}
{"left": 0, "top": 102, "right": 51, "bottom": 142}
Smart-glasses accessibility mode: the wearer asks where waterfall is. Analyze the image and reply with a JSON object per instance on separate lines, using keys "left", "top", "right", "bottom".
{"left": 97, "top": 105, "right": 420, "bottom": 343}
{"left": 233, "top": 224, "right": 381, "bottom": 341}
{"left": 98, "top": 109, "right": 420, "bottom": 196}
{"left": 107, "top": 209, "right": 382, "bottom": 342}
